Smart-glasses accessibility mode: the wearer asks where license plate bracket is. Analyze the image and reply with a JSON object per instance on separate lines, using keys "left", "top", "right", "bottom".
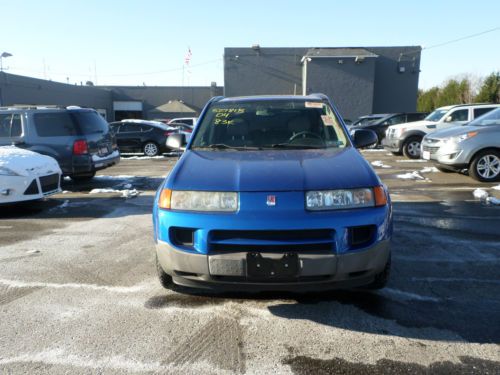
{"left": 246, "top": 252, "right": 299, "bottom": 280}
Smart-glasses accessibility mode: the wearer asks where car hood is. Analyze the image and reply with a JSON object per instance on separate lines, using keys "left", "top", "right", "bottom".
{"left": 166, "top": 148, "right": 381, "bottom": 192}
{"left": 425, "top": 124, "right": 487, "bottom": 139}
{"left": 0, "top": 146, "right": 61, "bottom": 177}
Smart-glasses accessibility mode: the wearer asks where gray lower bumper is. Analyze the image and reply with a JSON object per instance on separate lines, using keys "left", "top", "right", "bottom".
{"left": 382, "top": 137, "right": 403, "bottom": 153}
{"left": 156, "top": 240, "right": 391, "bottom": 291}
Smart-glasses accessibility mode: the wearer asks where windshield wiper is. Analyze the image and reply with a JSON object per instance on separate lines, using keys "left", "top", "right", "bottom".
{"left": 194, "top": 144, "right": 261, "bottom": 151}
{"left": 270, "top": 143, "right": 325, "bottom": 149}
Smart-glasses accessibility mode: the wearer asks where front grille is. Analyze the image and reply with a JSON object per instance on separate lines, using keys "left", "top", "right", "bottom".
{"left": 422, "top": 145, "right": 440, "bottom": 153}
{"left": 24, "top": 180, "right": 39, "bottom": 195}
{"left": 208, "top": 229, "right": 335, "bottom": 253}
{"left": 39, "top": 173, "right": 60, "bottom": 193}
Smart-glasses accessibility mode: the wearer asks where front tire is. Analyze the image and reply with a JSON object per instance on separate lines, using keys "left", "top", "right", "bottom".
{"left": 143, "top": 142, "right": 160, "bottom": 157}
{"left": 469, "top": 149, "right": 500, "bottom": 182}
{"left": 156, "top": 254, "right": 173, "bottom": 289}
{"left": 402, "top": 136, "right": 422, "bottom": 159}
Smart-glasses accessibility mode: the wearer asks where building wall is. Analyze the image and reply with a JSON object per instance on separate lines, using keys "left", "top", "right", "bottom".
{"left": 224, "top": 48, "right": 305, "bottom": 96}
{"left": 305, "top": 57, "right": 376, "bottom": 120}
{"left": 224, "top": 46, "right": 421, "bottom": 120}
{"left": 0, "top": 72, "right": 113, "bottom": 118}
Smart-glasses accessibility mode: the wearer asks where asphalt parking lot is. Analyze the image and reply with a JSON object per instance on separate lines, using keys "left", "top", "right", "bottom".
{"left": 0, "top": 151, "right": 499, "bottom": 374}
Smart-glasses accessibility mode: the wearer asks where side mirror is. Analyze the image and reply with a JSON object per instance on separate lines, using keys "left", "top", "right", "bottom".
{"left": 353, "top": 129, "right": 378, "bottom": 149}
{"left": 444, "top": 116, "right": 453, "bottom": 122}
{"left": 166, "top": 133, "right": 186, "bottom": 150}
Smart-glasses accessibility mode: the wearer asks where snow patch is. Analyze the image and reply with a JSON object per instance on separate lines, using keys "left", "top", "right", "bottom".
{"left": 420, "top": 166, "right": 439, "bottom": 173}
{"left": 371, "top": 160, "right": 392, "bottom": 169}
{"left": 89, "top": 188, "right": 139, "bottom": 198}
{"left": 396, "top": 159, "right": 428, "bottom": 163}
{"left": 378, "top": 288, "right": 439, "bottom": 302}
{"left": 472, "top": 189, "right": 500, "bottom": 205}
{"left": 361, "top": 149, "right": 386, "bottom": 152}
{"left": 492, "top": 184, "right": 500, "bottom": 191}
{"left": 396, "top": 171, "right": 428, "bottom": 180}
{"left": 0, "top": 146, "right": 61, "bottom": 177}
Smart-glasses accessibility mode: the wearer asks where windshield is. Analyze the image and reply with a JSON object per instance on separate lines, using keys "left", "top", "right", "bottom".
{"left": 425, "top": 109, "right": 448, "bottom": 122}
{"left": 467, "top": 107, "right": 500, "bottom": 127}
{"left": 191, "top": 99, "right": 349, "bottom": 150}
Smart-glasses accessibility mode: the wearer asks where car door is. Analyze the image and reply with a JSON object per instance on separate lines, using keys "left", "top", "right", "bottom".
{"left": 118, "top": 123, "right": 143, "bottom": 151}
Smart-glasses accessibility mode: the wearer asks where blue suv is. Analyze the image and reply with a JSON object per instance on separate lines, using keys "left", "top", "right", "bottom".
{"left": 153, "top": 94, "right": 392, "bottom": 291}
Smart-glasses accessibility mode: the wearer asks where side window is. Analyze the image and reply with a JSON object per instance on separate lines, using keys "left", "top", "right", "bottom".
{"left": 11, "top": 114, "right": 22, "bottom": 137}
{"left": 0, "top": 114, "right": 23, "bottom": 137}
{"left": 448, "top": 109, "right": 468, "bottom": 122}
{"left": 386, "top": 115, "right": 406, "bottom": 125}
{"left": 140, "top": 125, "right": 152, "bottom": 132}
{"left": 0, "top": 114, "right": 12, "bottom": 137}
{"left": 119, "top": 123, "right": 142, "bottom": 133}
{"left": 33, "top": 113, "right": 78, "bottom": 137}
{"left": 473, "top": 107, "right": 495, "bottom": 118}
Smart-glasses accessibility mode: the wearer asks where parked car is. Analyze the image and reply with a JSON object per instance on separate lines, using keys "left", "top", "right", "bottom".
{"left": 108, "top": 119, "right": 178, "bottom": 156}
{"left": 421, "top": 107, "right": 500, "bottom": 182}
{"left": 349, "top": 114, "right": 387, "bottom": 129}
{"left": 354, "top": 112, "right": 428, "bottom": 146}
{"left": 0, "top": 146, "right": 62, "bottom": 204}
{"left": 167, "top": 117, "right": 198, "bottom": 127}
{"left": 0, "top": 106, "right": 119, "bottom": 181}
{"left": 383, "top": 103, "right": 500, "bottom": 159}
{"left": 153, "top": 94, "right": 392, "bottom": 292}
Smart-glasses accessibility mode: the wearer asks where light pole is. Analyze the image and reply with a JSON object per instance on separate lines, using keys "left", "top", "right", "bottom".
{"left": 0, "top": 52, "right": 13, "bottom": 72}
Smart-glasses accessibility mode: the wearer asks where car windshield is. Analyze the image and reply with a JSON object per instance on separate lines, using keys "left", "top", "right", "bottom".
{"left": 425, "top": 109, "right": 448, "bottom": 122}
{"left": 191, "top": 99, "right": 349, "bottom": 150}
{"left": 352, "top": 116, "right": 383, "bottom": 126}
{"left": 467, "top": 107, "right": 500, "bottom": 127}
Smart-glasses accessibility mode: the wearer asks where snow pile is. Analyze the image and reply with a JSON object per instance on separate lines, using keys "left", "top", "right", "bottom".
{"left": 420, "top": 166, "right": 439, "bottom": 173}
{"left": 371, "top": 160, "right": 392, "bottom": 169}
{"left": 472, "top": 188, "right": 500, "bottom": 205}
{"left": 492, "top": 185, "right": 500, "bottom": 191}
{"left": 122, "top": 155, "right": 168, "bottom": 160}
{"left": 396, "top": 159, "right": 427, "bottom": 163}
{"left": 361, "top": 149, "right": 386, "bottom": 153}
{"left": 396, "top": 171, "right": 428, "bottom": 180}
{"left": 89, "top": 188, "right": 139, "bottom": 198}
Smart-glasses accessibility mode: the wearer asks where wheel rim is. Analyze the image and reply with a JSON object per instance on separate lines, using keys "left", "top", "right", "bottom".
{"left": 476, "top": 154, "right": 500, "bottom": 179}
{"left": 407, "top": 141, "right": 421, "bottom": 157}
{"left": 144, "top": 143, "right": 158, "bottom": 156}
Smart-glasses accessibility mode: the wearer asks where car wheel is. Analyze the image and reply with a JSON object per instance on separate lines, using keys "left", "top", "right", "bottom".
{"left": 69, "top": 172, "right": 96, "bottom": 182}
{"left": 143, "top": 142, "right": 160, "bottom": 157}
{"left": 402, "top": 136, "right": 422, "bottom": 159}
{"left": 156, "top": 254, "right": 173, "bottom": 289}
{"left": 364, "top": 254, "right": 391, "bottom": 290}
{"left": 435, "top": 165, "right": 454, "bottom": 173}
{"left": 469, "top": 149, "right": 500, "bottom": 182}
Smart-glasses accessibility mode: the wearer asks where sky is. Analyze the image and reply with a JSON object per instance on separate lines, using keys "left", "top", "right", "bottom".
{"left": 1, "top": 0, "right": 499, "bottom": 90}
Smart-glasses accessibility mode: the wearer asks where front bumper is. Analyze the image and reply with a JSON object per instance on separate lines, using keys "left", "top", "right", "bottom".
{"left": 382, "top": 136, "right": 403, "bottom": 153}
{"left": 0, "top": 172, "right": 62, "bottom": 205}
{"left": 156, "top": 239, "right": 391, "bottom": 291}
{"left": 421, "top": 139, "right": 468, "bottom": 170}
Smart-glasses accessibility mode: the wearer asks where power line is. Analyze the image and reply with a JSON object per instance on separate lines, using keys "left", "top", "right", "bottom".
{"left": 423, "top": 26, "right": 500, "bottom": 51}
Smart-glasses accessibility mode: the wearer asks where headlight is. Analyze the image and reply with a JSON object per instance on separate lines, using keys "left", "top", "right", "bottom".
{"left": 158, "top": 189, "right": 238, "bottom": 212}
{"left": 393, "top": 127, "right": 406, "bottom": 137}
{"left": 444, "top": 131, "right": 478, "bottom": 144}
{"left": 0, "top": 167, "right": 20, "bottom": 176}
{"left": 306, "top": 187, "right": 387, "bottom": 210}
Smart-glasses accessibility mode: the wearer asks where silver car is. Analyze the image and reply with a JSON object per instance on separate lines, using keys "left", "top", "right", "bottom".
{"left": 421, "top": 107, "right": 500, "bottom": 182}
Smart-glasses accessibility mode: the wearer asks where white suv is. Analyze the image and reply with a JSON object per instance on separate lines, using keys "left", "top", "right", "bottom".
{"left": 383, "top": 103, "right": 500, "bottom": 159}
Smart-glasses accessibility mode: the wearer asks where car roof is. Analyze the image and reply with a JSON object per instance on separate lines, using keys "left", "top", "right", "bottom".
{"left": 436, "top": 103, "right": 500, "bottom": 111}
{"left": 110, "top": 119, "right": 172, "bottom": 129}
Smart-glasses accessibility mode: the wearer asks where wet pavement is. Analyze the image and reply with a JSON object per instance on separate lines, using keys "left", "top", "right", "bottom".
{"left": 0, "top": 151, "right": 499, "bottom": 374}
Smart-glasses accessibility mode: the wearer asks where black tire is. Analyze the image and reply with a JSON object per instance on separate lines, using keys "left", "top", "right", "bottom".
{"left": 143, "top": 142, "right": 160, "bottom": 157}
{"left": 391, "top": 151, "right": 402, "bottom": 156}
{"left": 156, "top": 254, "right": 173, "bottom": 289}
{"left": 435, "top": 165, "right": 454, "bottom": 173}
{"left": 364, "top": 255, "right": 391, "bottom": 290}
{"left": 469, "top": 149, "right": 500, "bottom": 182}
{"left": 69, "top": 171, "right": 96, "bottom": 182}
{"left": 402, "top": 136, "right": 422, "bottom": 159}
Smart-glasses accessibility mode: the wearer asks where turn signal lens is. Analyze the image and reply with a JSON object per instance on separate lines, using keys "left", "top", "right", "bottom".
{"left": 374, "top": 186, "right": 388, "bottom": 207}
{"left": 158, "top": 189, "right": 172, "bottom": 209}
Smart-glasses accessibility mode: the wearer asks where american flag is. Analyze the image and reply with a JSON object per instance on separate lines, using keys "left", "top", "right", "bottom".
{"left": 184, "top": 48, "right": 192, "bottom": 65}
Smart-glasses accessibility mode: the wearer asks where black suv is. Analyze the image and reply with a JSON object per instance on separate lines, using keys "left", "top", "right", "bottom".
{"left": 109, "top": 120, "right": 177, "bottom": 156}
{"left": 0, "top": 106, "right": 119, "bottom": 181}
{"left": 353, "top": 112, "right": 428, "bottom": 146}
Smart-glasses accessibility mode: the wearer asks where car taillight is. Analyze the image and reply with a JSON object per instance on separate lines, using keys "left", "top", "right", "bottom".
{"left": 165, "top": 131, "right": 174, "bottom": 136}
{"left": 185, "top": 129, "right": 193, "bottom": 133}
{"left": 73, "top": 140, "right": 88, "bottom": 155}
